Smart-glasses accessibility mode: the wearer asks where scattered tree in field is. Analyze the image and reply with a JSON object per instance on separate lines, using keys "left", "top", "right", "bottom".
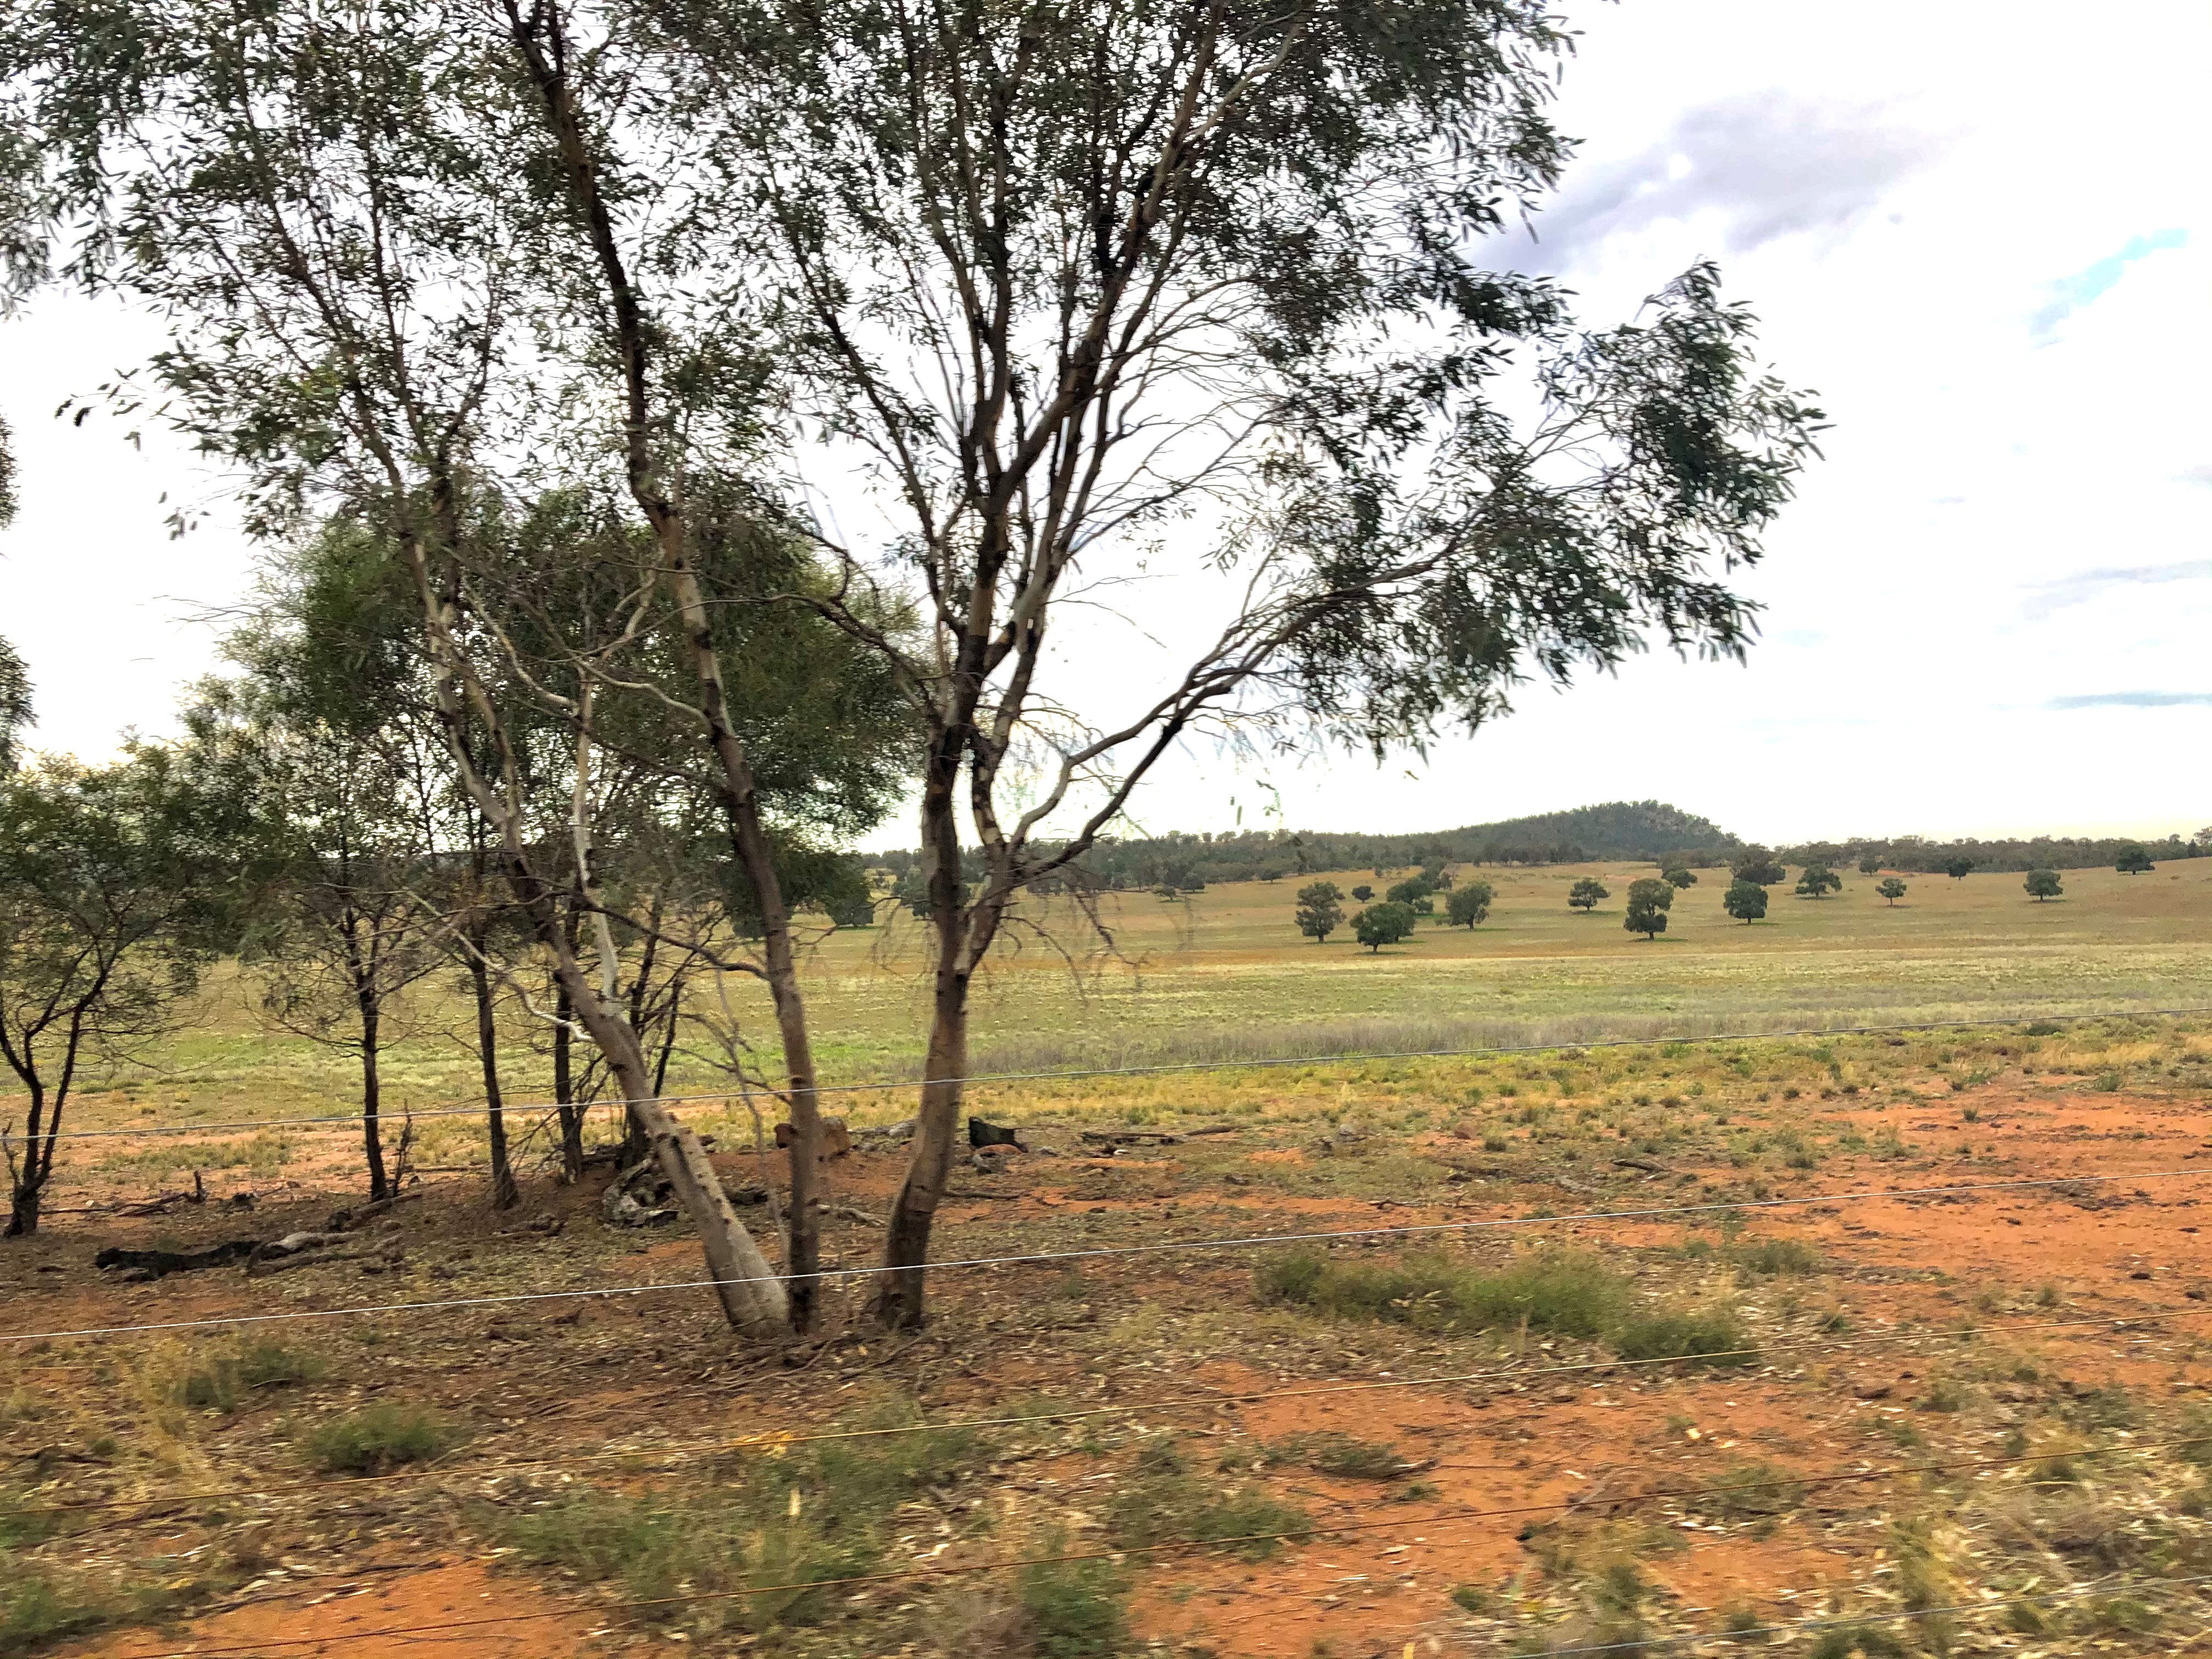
{"left": 1568, "top": 877, "right": 1610, "bottom": 911}
{"left": 2115, "top": 843, "right": 2154, "bottom": 874}
{"left": 1351, "top": 884, "right": 1374, "bottom": 903}
{"left": 1, "top": 750, "right": 247, "bottom": 1234}
{"left": 1447, "top": 881, "right": 1494, "bottom": 928}
{"left": 1793, "top": 864, "right": 1841, "bottom": 899}
{"left": 1295, "top": 881, "right": 1346, "bottom": 943}
{"left": 1944, "top": 856, "right": 1974, "bottom": 879}
{"left": 1724, "top": 878, "right": 1770, "bottom": 923}
{"left": 1731, "top": 846, "right": 1787, "bottom": 885}
{"left": 1877, "top": 877, "right": 1908, "bottom": 905}
{"left": 1353, "top": 901, "right": 1417, "bottom": 953}
{"left": 1662, "top": 867, "right": 1697, "bottom": 889}
{"left": 1624, "top": 877, "right": 1673, "bottom": 939}
{"left": 2024, "top": 868, "right": 2063, "bottom": 901}
{"left": 1858, "top": 853, "right": 1883, "bottom": 876}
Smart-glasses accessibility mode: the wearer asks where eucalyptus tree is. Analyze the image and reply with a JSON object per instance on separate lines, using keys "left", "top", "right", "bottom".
{"left": 0, "top": 748, "right": 246, "bottom": 1234}
{"left": 1, "top": 1, "right": 907, "bottom": 1332}
{"left": 627, "top": 0, "right": 1823, "bottom": 1326}
{"left": 0, "top": 2, "right": 802, "bottom": 1333}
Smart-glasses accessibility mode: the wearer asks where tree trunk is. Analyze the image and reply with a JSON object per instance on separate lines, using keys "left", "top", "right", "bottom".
{"left": 551, "top": 969, "right": 583, "bottom": 1182}
{"left": 3, "top": 1084, "right": 47, "bottom": 1238}
{"left": 397, "top": 369, "right": 786, "bottom": 1338}
{"left": 469, "top": 942, "right": 518, "bottom": 1209}
{"left": 360, "top": 999, "right": 388, "bottom": 1203}
{"left": 872, "top": 758, "right": 972, "bottom": 1329}
{"left": 498, "top": 24, "right": 827, "bottom": 1332}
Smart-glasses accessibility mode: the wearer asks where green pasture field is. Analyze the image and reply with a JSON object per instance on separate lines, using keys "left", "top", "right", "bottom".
{"left": 15, "top": 855, "right": 2210, "bottom": 1163}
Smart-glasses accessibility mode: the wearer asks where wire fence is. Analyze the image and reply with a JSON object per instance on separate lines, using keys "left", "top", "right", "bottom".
{"left": 10, "top": 1162, "right": 2201, "bottom": 1344}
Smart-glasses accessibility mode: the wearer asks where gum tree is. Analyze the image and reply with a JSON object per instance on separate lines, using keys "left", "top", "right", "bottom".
{"left": 0, "top": 749, "right": 245, "bottom": 1234}
{"left": 1293, "top": 881, "right": 1344, "bottom": 943}
{"left": 0, "top": 0, "right": 903, "bottom": 1333}
{"left": 624, "top": 0, "right": 1824, "bottom": 1327}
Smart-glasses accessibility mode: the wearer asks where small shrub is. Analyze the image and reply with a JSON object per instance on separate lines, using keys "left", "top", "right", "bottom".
{"left": 177, "top": 1340, "right": 323, "bottom": 1413}
{"left": 1450, "top": 1582, "right": 1492, "bottom": 1613}
{"left": 304, "top": 1403, "right": 458, "bottom": 1473}
{"left": 1015, "top": 1549, "right": 1131, "bottom": 1657}
{"left": 1685, "top": 1459, "right": 1804, "bottom": 1520}
{"left": 1255, "top": 1248, "right": 1630, "bottom": 1338}
{"left": 1735, "top": 1238, "right": 1821, "bottom": 1277}
{"left": 1612, "top": 1305, "right": 1754, "bottom": 1368}
{"left": 1108, "top": 1474, "right": 1308, "bottom": 1560}
{"left": 1263, "top": 1432, "right": 1413, "bottom": 1480}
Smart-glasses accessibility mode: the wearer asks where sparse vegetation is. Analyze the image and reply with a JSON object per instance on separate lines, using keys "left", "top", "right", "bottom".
{"left": 304, "top": 1402, "right": 459, "bottom": 1473}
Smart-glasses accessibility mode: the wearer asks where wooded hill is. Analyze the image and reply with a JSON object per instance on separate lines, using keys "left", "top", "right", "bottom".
{"left": 871, "top": 800, "right": 1739, "bottom": 891}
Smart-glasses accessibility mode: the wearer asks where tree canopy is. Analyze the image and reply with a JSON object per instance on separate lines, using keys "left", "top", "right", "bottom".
{"left": 1568, "top": 877, "right": 1610, "bottom": 911}
{"left": 1353, "top": 900, "right": 1418, "bottom": 953}
{"left": 1294, "top": 881, "right": 1345, "bottom": 943}
{"left": 1723, "top": 878, "right": 1769, "bottom": 923}
{"left": 2023, "top": 869, "right": 2063, "bottom": 901}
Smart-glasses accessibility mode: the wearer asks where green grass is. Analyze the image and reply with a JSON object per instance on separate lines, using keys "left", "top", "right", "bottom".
{"left": 303, "top": 1402, "right": 458, "bottom": 1473}
{"left": 176, "top": 1340, "right": 323, "bottom": 1413}
{"left": 1014, "top": 1547, "right": 1133, "bottom": 1657}
{"left": 1254, "top": 1248, "right": 1630, "bottom": 1338}
{"left": 1612, "top": 1305, "right": 1756, "bottom": 1368}
{"left": 1107, "top": 1466, "right": 1310, "bottom": 1560}
{"left": 501, "top": 1395, "right": 994, "bottom": 1634}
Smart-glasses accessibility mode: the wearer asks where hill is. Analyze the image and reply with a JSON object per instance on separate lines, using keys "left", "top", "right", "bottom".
{"left": 870, "top": 800, "right": 1739, "bottom": 892}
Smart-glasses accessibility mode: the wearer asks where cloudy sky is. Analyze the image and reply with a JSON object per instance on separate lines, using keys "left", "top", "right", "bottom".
{"left": 2, "top": 1, "right": 2207, "bottom": 844}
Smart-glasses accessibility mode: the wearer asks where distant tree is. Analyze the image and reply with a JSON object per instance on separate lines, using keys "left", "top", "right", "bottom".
{"left": 1295, "top": 881, "right": 1346, "bottom": 943}
{"left": 1944, "top": 856, "right": 1974, "bottom": 879}
{"left": 1568, "top": 877, "right": 1610, "bottom": 912}
{"left": 1386, "top": 876, "right": 1432, "bottom": 907}
{"left": 2024, "top": 869, "right": 2063, "bottom": 901}
{"left": 1732, "top": 846, "right": 1787, "bottom": 885}
{"left": 1447, "top": 881, "right": 1494, "bottom": 928}
{"left": 1420, "top": 862, "right": 1450, "bottom": 890}
{"left": 1793, "top": 864, "right": 1842, "bottom": 899}
{"left": 1351, "top": 884, "right": 1374, "bottom": 903}
{"left": 1, "top": 749, "right": 248, "bottom": 1234}
{"left": 1662, "top": 867, "right": 1697, "bottom": 889}
{"left": 1353, "top": 901, "right": 1417, "bottom": 953}
{"left": 1624, "top": 877, "right": 1673, "bottom": 939}
{"left": 1723, "top": 878, "right": 1769, "bottom": 923}
{"left": 2115, "top": 843, "right": 2154, "bottom": 875}
{"left": 1857, "top": 853, "right": 1883, "bottom": 876}
{"left": 1876, "top": 877, "right": 1908, "bottom": 906}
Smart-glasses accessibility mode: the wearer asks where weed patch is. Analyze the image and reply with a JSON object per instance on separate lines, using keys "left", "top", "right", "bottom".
{"left": 304, "top": 1402, "right": 457, "bottom": 1473}
{"left": 1108, "top": 1470, "right": 1308, "bottom": 1560}
{"left": 1612, "top": 1305, "right": 1754, "bottom": 1367}
{"left": 1255, "top": 1247, "right": 1630, "bottom": 1338}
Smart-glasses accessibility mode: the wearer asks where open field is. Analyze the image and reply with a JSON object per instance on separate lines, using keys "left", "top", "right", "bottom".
{"left": 5, "top": 1014, "right": 2212, "bottom": 1656}
{"left": 18, "top": 855, "right": 2212, "bottom": 1189}
{"left": 4, "top": 857, "right": 2210, "bottom": 1656}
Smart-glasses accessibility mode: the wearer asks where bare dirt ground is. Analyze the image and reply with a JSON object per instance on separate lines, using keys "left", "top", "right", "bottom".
{"left": 8, "top": 1020, "right": 2212, "bottom": 1657}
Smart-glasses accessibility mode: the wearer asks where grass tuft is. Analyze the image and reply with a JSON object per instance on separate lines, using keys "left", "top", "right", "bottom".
{"left": 303, "top": 1402, "right": 458, "bottom": 1473}
{"left": 1255, "top": 1247, "right": 1630, "bottom": 1338}
{"left": 1612, "top": 1305, "right": 1755, "bottom": 1367}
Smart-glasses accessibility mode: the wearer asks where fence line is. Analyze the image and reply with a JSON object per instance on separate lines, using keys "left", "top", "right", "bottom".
{"left": 9, "top": 1162, "right": 2203, "bottom": 1345}
{"left": 13, "top": 1300, "right": 2207, "bottom": 1522}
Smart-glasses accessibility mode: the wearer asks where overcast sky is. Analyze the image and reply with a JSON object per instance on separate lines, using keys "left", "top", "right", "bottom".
{"left": 2, "top": 1, "right": 2206, "bottom": 844}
